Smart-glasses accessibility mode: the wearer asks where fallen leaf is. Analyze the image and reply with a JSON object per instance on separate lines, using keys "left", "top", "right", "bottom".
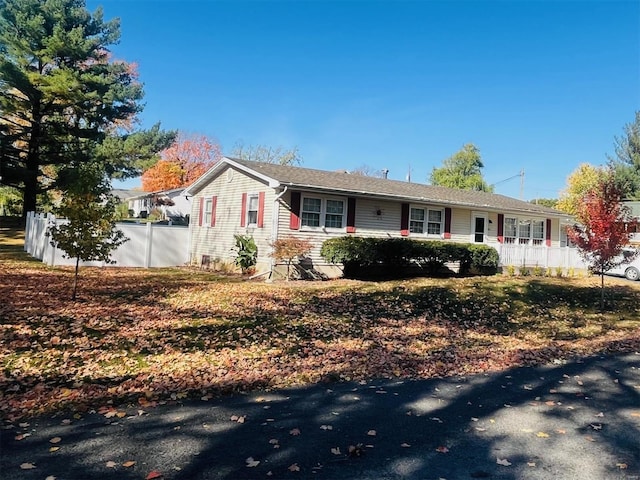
{"left": 246, "top": 457, "right": 260, "bottom": 467}
{"left": 435, "top": 446, "right": 449, "bottom": 453}
{"left": 290, "top": 428, "right": 301, "bottom": 436}
{"left": 617, "top": 463, "right": 628, "bottom": 469}
{"left": 288, "top": 463, "right": 300, "bottom": 472}
{"left": 596, "top": 412, "right": 604, "bottom": 417}
{"left": 49, "top": 446, "right": 60, "bottom": 452}
{"left": 106, "top": 461, "right": 117, "bottom": 468}
{"left": 496, "top": 457, "right": 512, "bottom": 466}
{"left": 536, "top": 432, "right": 549, "bottom": 438}
{"left": 20, "top": 463, "right": 36, "bottom": 470}
{"left": 49, "top": 437, "right": 62, "bottom": 444}
{"left": 556, "top": 429, "right": 566, "bottom": 434}
{"left": 528, "top": 462, "right": 536, "bottom": 467}
{"left": 545, "top": 401, "right": 555, "bottom": 406}
{"left": 146, "top": 471, "right": 163, "bottom": 479}
{"left": 320, "top": 425, "right": 333, "bottom": 430}
{"left": 331, "top": 447, "right": 341, "bottom": 455}
{"left": 45, "top": 476, "right": 56, "bottom": 480}
{"left": 400, "top": 443, "right": 411, "bottom": 448}
{"left": 123, "top": 460, "right": 136, "bottom": 468}
{"left": 367, "top": 430, "right": 377, "bottom": 436}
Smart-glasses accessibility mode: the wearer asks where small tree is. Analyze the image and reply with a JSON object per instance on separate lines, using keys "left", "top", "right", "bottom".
{"left": 232, "top": 234, "right": 258, "bottom": 274}
{"left": 49, "top": 169, "right": 128, "bottom": 300}
{"left": 567, "top": 174, "right": 638, "bottom": 310}
{"left": 270, "top": 237, "right": 313, "bottom": 281}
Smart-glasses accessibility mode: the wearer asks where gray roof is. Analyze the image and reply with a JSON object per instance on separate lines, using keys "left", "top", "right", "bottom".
{"left": 190, "top": 157, "right": 567, "bottom": 218}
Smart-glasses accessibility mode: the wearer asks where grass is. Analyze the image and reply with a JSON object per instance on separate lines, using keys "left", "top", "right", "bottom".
{"left": 1, "top": 227, "right": 640, "bottom": 420}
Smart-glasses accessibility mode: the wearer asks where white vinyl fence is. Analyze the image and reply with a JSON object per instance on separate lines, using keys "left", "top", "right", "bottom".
{"left": 24, "top": 212, "right": 190, "bottom": 268}
{"left": 493, "top": 242, "right": 588, "bottom": 270}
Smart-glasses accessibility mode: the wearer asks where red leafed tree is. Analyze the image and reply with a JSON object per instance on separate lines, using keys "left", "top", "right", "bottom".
{"left": 567, "top": 174, "right": 638, "bottom": 310}
{"left": 142, "top": 133, "right": 221, "bottom": 191}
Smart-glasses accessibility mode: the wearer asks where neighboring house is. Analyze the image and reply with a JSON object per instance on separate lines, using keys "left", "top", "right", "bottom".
{"left": 184, "top": 157, "right": 580, "bottom": 278}
{"left": 622, "top": 200, "right": 640, "bottom": 245}
{"left": 126, "top": 188, "right": 191, "bottom": 221}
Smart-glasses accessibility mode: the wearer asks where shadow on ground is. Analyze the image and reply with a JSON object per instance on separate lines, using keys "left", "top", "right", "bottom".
{"left": 1, "top": 352, "right": 639, "bottom": 480}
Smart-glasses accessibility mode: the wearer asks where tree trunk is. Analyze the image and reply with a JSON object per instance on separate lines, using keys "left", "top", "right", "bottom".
{"left": 600, "top": 270, "right": 605, "bottom": 311}
{"left": 72, "top": 256, "right": 80, "bottom": 301}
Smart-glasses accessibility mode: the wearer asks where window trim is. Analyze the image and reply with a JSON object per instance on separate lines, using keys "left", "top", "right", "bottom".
{"left": 203, "top": 198, "right": 213, "bottom": 227}
{"left": 300, "top": 195, "right": 347, "bottom": 231}
{"left": 246, "top": 193, "right": 259, "bottom": 227}
{"left": 503, "top": 215, "right": 546, "bottom": 245}
{"left": 408, "top": 204, "right": 444, "bottom": 237}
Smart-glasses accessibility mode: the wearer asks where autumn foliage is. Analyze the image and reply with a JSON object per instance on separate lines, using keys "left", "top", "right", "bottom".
{"left": 568, "top": 174, "right": 638, "bottom": 308}
{"left": 141, "top": 133, "right": 221, "bottom": 191}
{"left": 2, "top": 253, "right": 640, "bottom": 420}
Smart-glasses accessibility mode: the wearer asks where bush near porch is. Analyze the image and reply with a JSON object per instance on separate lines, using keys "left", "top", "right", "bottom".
{"left": 320, "top": 237, "right": 499, "bottom": 279}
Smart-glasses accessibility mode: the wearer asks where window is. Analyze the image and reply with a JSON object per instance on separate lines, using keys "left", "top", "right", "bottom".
{"left": 427, "top": 210, "right": 443, "bottom": 235}
{"left": 504, "top": 216, "right": 545, "bottom": 245}
{"left": 410, "top": 208, "right": 425, "bottom": 233}
{"left": 247, "top": 194, "right": 259, "bottom": 226}
{"left": 532, "top": 220, "right": 544, "bottom": 245}
{"left": 204, "top": 199, "right": 213, "bottom": 226}
{"left": 300, "top": 196, "right": 345, "bottom": 229}
{"left": 302, "top": 197, "right": 321, "bottom": 227}
{"left": 410, "top": 206, "right": 443, "bottom": 235}
{"left": 325, "top": 200, "right": 344, "bottom": 228}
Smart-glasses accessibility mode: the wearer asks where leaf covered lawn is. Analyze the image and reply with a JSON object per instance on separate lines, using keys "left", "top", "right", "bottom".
{"left": 2, "top": 256, "right": 640, "bottom": 420}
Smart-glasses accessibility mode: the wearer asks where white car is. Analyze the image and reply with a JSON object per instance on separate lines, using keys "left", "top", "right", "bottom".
{"left": 606, "top": 248, "right": 640, "bottom": 281}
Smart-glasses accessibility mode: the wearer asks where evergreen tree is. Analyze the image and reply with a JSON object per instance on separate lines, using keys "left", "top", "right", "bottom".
{"left": 608, "top": 111, "right": 640, "bottom": 199}
{"left": 0, "top": 0, "right": 174, "bottom": 216}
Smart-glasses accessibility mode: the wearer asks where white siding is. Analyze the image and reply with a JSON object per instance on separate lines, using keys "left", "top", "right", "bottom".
{"left": 190, "top": 166, "right": 275, "bottom": 271}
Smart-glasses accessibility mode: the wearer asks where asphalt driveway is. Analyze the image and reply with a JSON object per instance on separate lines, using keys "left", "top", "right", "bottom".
{"left": 2, "top": 352, "right": 639, "bottom": 480}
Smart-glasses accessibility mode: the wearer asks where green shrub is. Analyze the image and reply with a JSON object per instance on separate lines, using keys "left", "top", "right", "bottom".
{"left": 233, "top": 234, "right": 258, "bottom": 274}
{"left": 555, "top": 266, "right": 564, "bottom": 277}
{"left": 532, "top": 264, "right": 545, "bottom": 277}
{"left": 505, "top": 265, "right": 516, "bottom": 276}
{"left": 320, "top": 237, "right": 499, "bottom": 279}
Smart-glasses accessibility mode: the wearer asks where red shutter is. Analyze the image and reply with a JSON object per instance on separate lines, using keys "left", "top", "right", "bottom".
{"left": 497, "top": 214, "right": 504, "bottom": 243}
{"left": 240, "top": 193, "right": 247, "bottom": 227}
{"left": 198, "top": 197, "right": 204, "bottom": 226}
{"left": 400, "top": 203, "right": 410, "bottom": 236}
{"left": 546, "top": 218, "right": 552, "bottom": 246}
{"left": 257, "top": 192, "right": 265, "bottom": 228}
{"left": 444, "top": 207, "right": 452, "bottom": 239}
{"left": 290, "top": 191, "right": 301, "bottom": 230}
{"left": 211, "top": 196, "right": 217, "bottom": 227}
{"left": 346, "top": 197, "right": 356, "bottom": 233}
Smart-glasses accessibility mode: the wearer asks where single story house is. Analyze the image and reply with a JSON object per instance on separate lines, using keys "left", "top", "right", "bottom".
{"left": 184, "top": 157, "right": 581, "bottom": 278}
{"left": 126, "top": 188, "right": 191, "bottom": 221}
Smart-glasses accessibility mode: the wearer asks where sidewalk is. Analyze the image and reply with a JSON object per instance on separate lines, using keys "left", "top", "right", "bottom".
{"left": 2, "top": 352, "right": 639, "bottom": 480}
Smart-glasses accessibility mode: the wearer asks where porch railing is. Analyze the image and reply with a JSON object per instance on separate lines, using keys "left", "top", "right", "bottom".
{"left": 490, "top": 242, "right": 588, "bottom": 270}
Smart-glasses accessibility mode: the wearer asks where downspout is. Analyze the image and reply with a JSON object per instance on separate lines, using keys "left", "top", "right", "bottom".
{"left": 268, "top": 186, "right": 288, "bottom": 281}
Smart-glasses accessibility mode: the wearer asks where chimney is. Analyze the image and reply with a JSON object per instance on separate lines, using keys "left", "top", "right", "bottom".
{"left": 382, "top": 168, "right": 389, "bottom": 179}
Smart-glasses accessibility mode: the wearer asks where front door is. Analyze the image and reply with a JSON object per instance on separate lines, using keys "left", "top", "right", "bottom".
{"left": 472, "top": 213, "right": 487, "bottom": 243}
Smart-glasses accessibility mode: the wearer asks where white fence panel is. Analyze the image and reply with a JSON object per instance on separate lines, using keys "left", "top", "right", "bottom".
{"left": 24, "top": 212, "right": 190, "bottom": 268}
{"left": 495, "top": 243, "right": 587, "bottom": 270}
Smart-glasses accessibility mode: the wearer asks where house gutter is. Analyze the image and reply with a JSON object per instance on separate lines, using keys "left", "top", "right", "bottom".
{"left": 268, "top": 185, "right": 288, "bottom": 281}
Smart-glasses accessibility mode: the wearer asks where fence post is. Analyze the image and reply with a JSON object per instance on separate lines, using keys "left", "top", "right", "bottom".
{"left": 47, "top": 213, "right": 56, "bottom": 266}
{"left": 145, "top": 222, "right": 153, "bottom": 268}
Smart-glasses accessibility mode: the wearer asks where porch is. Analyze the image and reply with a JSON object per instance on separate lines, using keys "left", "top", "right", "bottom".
{"left": 492, "top": 242, "right": 587, "bottom": 270}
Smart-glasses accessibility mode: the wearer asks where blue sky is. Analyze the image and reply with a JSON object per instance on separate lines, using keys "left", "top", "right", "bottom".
{"left": 91, "top": 0, "right": 640, "bottom": 200}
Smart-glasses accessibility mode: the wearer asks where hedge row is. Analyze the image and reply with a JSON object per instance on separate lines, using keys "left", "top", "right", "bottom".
{"left": 320, "top": 237, "right": 499, "bottom": 279}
